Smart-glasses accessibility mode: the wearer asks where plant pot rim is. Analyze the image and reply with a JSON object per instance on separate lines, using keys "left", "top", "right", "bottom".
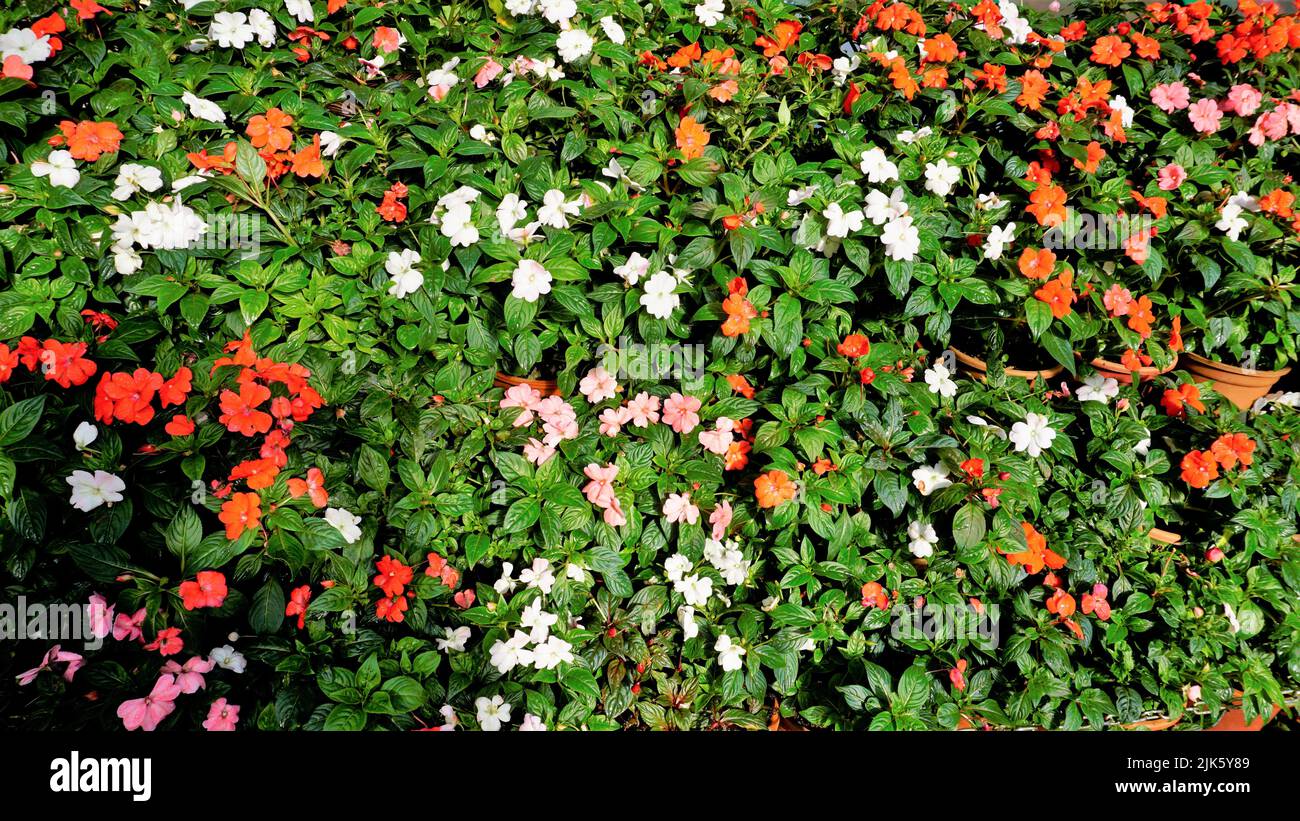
{"left": 1148, "top": 527, "right": 1182, "bottom": 545}
{"left": 493, "top": 371, "right": 561, "bottom": 396}
{"left": 949, "top": 346, "right": 1065, "bottom": 381}
{"left": 1089, "top": 353, "right": 1179, "bottom": 379}
{"left": 1183, "top": 352, "right": 1293, "bottom": 382}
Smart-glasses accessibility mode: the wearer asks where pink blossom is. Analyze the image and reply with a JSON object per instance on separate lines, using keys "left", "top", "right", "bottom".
{"left": 1249, "top": 109, "right": 1289, "bottom": 146}
{"left": 598, "top": 406, "right": 627, "bottom": 437}
{"left": 500, "top": 383, "right": 542, "bottom": 427}
{"left": 1188, "top": 98, "right": 1223, "bottom": 134}
{"left": 161, "top": 655, "right": 216, "bottom": 694}
{"left": 1150, "top": 82, "right": 1190, "bottom": 113}
{"left": 474, "top": 58, "right": 504, "bottom": 88}
{"left": 582, "top": 463, "right": 619, "bottom": 508}
{"left": 624, "top": 392, "right": 661, "bottom": 427}
{"left": 113, "top": 607, "right": 146, "bottom": 642}
{"left": 16, "top": 645, "right": 83, "bottom": 686}
{"left": 603, "top": 498, "right": 627, "bottom": 527}
{"left": 523, "top": 437, "right": 555, "bottom": 465}
{"left": 579, "top": 366, "right": 618, "bottom": 403}
{"left": 1103, "top": 284, "right": 1133, "bottom": 316}
{"left": 662, "top": 492, "right": 700, "bottom": 525}
{"left": 203, "top": 698, "right": 240, "bottom": 731}
{"left": 117, "top": 674, "right": 183, "bottom": 731}
{"left": 661, "top": 393, "right": 702, "bottom": 434}
{"left": 698, "top": 417, "right": 736, "bottom": 455}
{"left": 1157, "top": 163, "right": 1187, "bottom": 191}
{"left": 709, "top": 501, "right": 733, "bottom": 541}
{"left": 1223, "top": 84, "right": 1262, "bottom": 117}
{"left": 88, "top": 593, "right": 115, "bottom": 639}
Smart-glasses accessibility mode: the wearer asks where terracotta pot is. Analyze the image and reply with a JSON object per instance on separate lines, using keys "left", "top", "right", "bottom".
{"left": 1120, "top": 715, "right": 1183, "bottom": 731}
{"left": 493, "top": 371, "right": 560, "bottom": 396}
{"left": 1148, "top": 528, "right": 1182, "bottom": 545}
{"left": 1182, "top": 352, "right": 1292, "bottom": 411}
{"left": 1090, "top": 354, "right": 1178, "bottom": 385}
{"left": 949, "top": 346, "right": 1064, "bottom": 382}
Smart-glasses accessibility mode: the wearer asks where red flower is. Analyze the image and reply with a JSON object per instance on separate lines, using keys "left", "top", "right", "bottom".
{"left": 860, "top": 581, "right": 889, "bottom": 609}
{"left": 376, "top": 594, "right": 408, "bottom": 622}
{"left": 145, "top": 627, "right": 184, "bottom": 656}
{"left": 219, "top": 492, "right": 261, "bottom": 540}
{"left": 287, "top": 467, "right": 329, "bottom": 508}
{"left": 285, "top": 585, "right": 312, "bottom": 629}
{"left": 179, "top": 571, "right": 228, "bottom": 610}
{"left": 39, "top": 340, "right": 97, "bottom": 388}
{"left": 836, "top": 333, "right": 871, "bottom": 358}
{"left": 1180, "top": 450, "right": 1219, "bottom": 488}
{"left": 949, "top": 659, "right": 968, "bottom": 692}
{"left": 159, "top": 367, "right": 192, "bottom": 407}
{"left": 219, "top": 382, "right": 273, "bottom": 436}
{"left": 229, "top": 458, "right": 280, "bottom": 490}
{"left": 96, "top": 368, "right": 163, "bottom": 424}
{"left": 165, "top": 415, "right": 195, "bottom": 436}
{"left": 374, "top": 555, "right": 414, "bottom": 598}
{"left": 1081, "top": 584, "right": 1111, "bottom": 621}
{"left": 1161, "top": 383, "right": 1205, "bottom": 417}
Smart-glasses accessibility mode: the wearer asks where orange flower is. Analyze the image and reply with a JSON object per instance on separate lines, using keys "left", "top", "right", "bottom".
{"left": 721, "top": 291, "right": 758, "bottom": 337}
{"left": 1169, "top": 315, "right": 1183, "bottom": 353}
{"left": 1126, "top": 295, "right": 1155, "bottom": 339}
{"left": 724, "top": 440, "right": 751, "bottom": 471}
{"left": 288, "top": 467, "right": 329, "bottom": 508}
{"left": 219, "top": 382, "right": 273, "bottom": 436}
{"left": 921, "top": 33, "right": 958, "bottom": 63}
{"left": 376, "top": 593, "right": 408, "bottom": 622}
{"left": 755, "top": 469, "right": 797, "bottom": 508}
{"left": 1090, "top": 35, "right": 1132, "bottom": 67}
{"left": 59, "top": 120, "right": 124, "bottom": 161}
{"left": 887, "top": 57, "right": 918, "bottom": 100}
{"left": 159, "top": 366, "right": 192, "bottom": 408}
{"left": 96, "top": 368, "right": 162, "bottom": 424}
{"left": 1026, "top": 181, "right": 1067, "bottom": 227}
{"left": 667, "top": 42, "right": 702, "bottom": 68}
{"left": 1074, "top": 140, "right": 1106, "bottom": 174}
{"left": 1015, "top": 70, "right": 1049, "bottom": 110}
{"left": 179, "top": 571, "right": 227, "bottom": 610}
{"left": 1017, "top": 247, "right": 1056, "bottom": 280}
{"left": 1034, "top": 271, "right": 1076, "bottom": 319}
{"left": 1003, "top": 522, "right": 1067, "bottom": 575}
{"left": 165, "top": 415, "right": 195, "bottom": 436}
{"left": 1180, "top": 450, "right": 1219, "bottom": 488}
{"left": 1046, "top": 588, "right": 1076, "bottom": 618}
{"left": 1120, "top": 348, "right": 1145, "bottom": 372}
{"left": 188, "top": 142, "right": 238, "bottom": 174}
{"left": 1131, "top": 190, "right": 1168, "bottom": 219}
{"left": 860, "top": 581, "right": 889, "bottom": 609}
{"left": 1210, "top": 433, "right": 1255, "bottom": 470}
{"left": 726, "top": 373, "right": 755, "bottom": 399}
{"left": 709, "top": 80, "right": 739, "bottom": 103}
{"left": 374, "top": 555, "right": 413, "bottom": 598}
{"left": 1131, "top": 32, "right": 1161, "bottom": 60}
{"left": 291, "top": 135, "right": 324, "bottom": 178}
{"left": 1161, "top": 383, "right": 1205, "bottom": 417}
{"left": 229, "top": 458, "right": 280, "bottom": 490}
{"left": 971, "top": 0, "right": 1003, "bottom": 38}
{"left": 219, "top": 492, "right": 262, "bottom": 540}
{"left": 836, "top": 333, "right": 871, "bottom": 358}
{"left": 675, "top": 116, "right": 710, "bottom": 161}
{"left": 754, "top": 20, "right": 802, "bottom": 57}
{"left": 246, "top": 107, "right": 294, "bottom": 151}
{"left": 39, "top": 339, "right": 98, "bottom": 389}
{"left": 974, "top": 63, "right": 1007, "bottom": 93}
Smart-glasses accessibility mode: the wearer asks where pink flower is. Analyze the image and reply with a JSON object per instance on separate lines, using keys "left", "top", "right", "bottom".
{"left": 1188, "top": 98, "right": 1223, "bottom": 134}
{"left": 579, "top": 367, "right": 618, "bottom": 403}
{"left": 709, "top": 501, "right": 733, "bottom": 541}
{"left": 603, "top": 498, "right": 627, "bottom": 527}
{"left": 598, "top": 406, "right": 627, "bottom": 437}
{"left": 16, "top": 645, "right": 83, "bottom": 686}
{"left": 1249, "top": 109, "right": 1289, "bottom": 146}
{"left": 88, "top": 593, "right": 115, "bottom": 639}
{"left": 662, "top": 492, "right": 700, "bottom": 525}
{"left": 500, "top": 383, "right": 542, "bottom": 427}
{"left": 113, "top": 607, "right": 146, "bottom": 642}
{"left": 474, "top": 58, "right": 504, "bottom": 88}
{"left": 203, "top": 698, "right": 240, "bottom": 731}
{"left": 1103, "top": 284, "right": 1134, "bottom": 316}
{"left": 1157, "top": 163, "right": 1187, "bottom": 191}
{"left": 1150, "top": 82, "right": 1190, "bottom": 113}
{"left": 1223, "top": 84, "right": 1262, "bottom": 117}
{"left": 698, "top": 418, "right": 736, "bottom": 455}
{"left": 523, "top": 437, "right": 555, "bottom": 465}
{"left": 582, "top": 463, "right": 619, "bottom": 508}
{"left": 453, "top": 589, "right": 476, "bottom": 609}
{"left": 542, "top": 415, "right": 580, "bottom": 448}
{"left": 161, "top": 655, "right": 216, "bottom": 695}
{"left": 624, "top": 392, "right": 661, "bottom": 427}
{"left": 661, "top": 393, "right": 702, "bottom": 434}
{"left": 117, "top": 674, "right": 183, "bottom": 731}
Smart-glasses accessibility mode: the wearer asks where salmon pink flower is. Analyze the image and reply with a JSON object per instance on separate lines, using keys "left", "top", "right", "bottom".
{"left": 179, "top": 571, "right": 228, "bottom": 610}
{"left": 117, "top": 674, "right": 183, "bottom": 731}
{"left": 203, "top": 698, "right": 240, "bottom": 731}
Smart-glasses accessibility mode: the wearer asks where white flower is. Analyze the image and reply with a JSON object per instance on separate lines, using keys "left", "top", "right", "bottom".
{"left": 1215, "top": 202, "right": 1249, "bottom": 242}
{"left": 247, "top": 8, "right": 277, "bottom": 47}
{"left": 519, "top": 713, "right": 547, "bottom": 731}
{"left": 696, "top": 0, "right": 726, "bottom": 27}
{"left": 66, "top": 470, "right": 125, "bottom": 512}
{"left": 1110, "top": 94, "right": 1135, "bottom": 128}
{"left": 0, "top": 28, "right": 52, "bottom": 64}
{"left": 864, "top": 186, "right": 909, "bottom": 225}
{"left": 511, "top": 259, "right": 552, "bottom": 303}
{"left": 209, "top": 12, "right": 255, "bottom": 49}
{"left": 1076, "top": 374, "right": 1119, "bottom": 404}
{"left": 181, "top": 92, "right": 226, "bottom": 123}
{"left": 907, "top": 521, "right": 939, "bottom": 558}
{"left": 565, "top": 562, "right": 586, "bottom": 582}
{"left": 435, "top": 186, "right": 480, "bottom": 247}
{"left": 664, "top": 553, "right": 693, "bottom": 584}
{"left": 171, "top": 175, "right": 208, "bottom": 192}
{"left": 538, "top": 0, "right": 577, "bottom": 25}
{"left": 521, "top": 599, "right": 558, "bottom": 643}
{"left": 31, "top": 151, "right": 79, "bottom": 189}
{"left": 506, "top": 0, "right": 536, "bottom": 16}
{"left": 787, "top": 185, "right": 818, "bottom": 206}
{"left": 519, "top": 558, "right": 556, "bottom": 594}
{"left": 859, "top": 148, "right": 899, "bottom": 183}
{"left": 284, "top": 0, "right": 314, "bottom": 24}
{"left": 496, "top": 193, "right": 528, "bottom": 234}
{"left": 896, "top": 126, "right": 933, "bottom": 144}
{"left": 385, "top": 249, "right": 423, "bottom": 298}
{"left": 639, "top": 270, "right": 680, "bottom": 319}
{"left": 438, "top": 704, "right": 459, "bottom": 730}
{"left": 715, "top": 634, "right": 746, "bottom": 672}
{"left": 555, "top": 29, "right": 594, "bottom": 63}
{"left": 614, "top": 252, "right": 651, "bottom": 286}
{"left": 324, "top": 507, "right": 362, "bottom": 544}
{"left": 73, "top": 422, "right": 98, "bottom": 451}
{"left": 984, "top": 222, "right": 1016, "bottom": 260}
{"left": 489, "top": 630, "right": 534, "bottom": 673}
{"left": 881, "top": 215, "right": 920, "bottom": 261}
{"left": 209, "top": 645, "right": 246, "bottom": 673}
{"left": 537, "top": 189, "right": 581, "bottom": 229}
{"left": 319, "top": 131, "right": 341, "bottom": 157}
{"left": 425, "top": 58, "right": 461, "bottom": 100}
{"left": 436, "top": 626, "right": 471, "bottom": 652}
{"left": 823, "top": 202, "right": 864, "bottom": 238}
{"left": 924, "top": 361, "right": 958, "bottom": 398}
{"left": 111, "top": 164, "right": 164, "bottom": 201}
{"left": 678, "top": 605, "right": 699, "bottom": 640}
{"left": 531, "top": 635, "right": 575, "bottom": 670}
{"left": 1009, "top": 412, "right": 1057, "bottom": 458}
{"left": 475, "top": 695, "right": 512, "bottom": 731}
{"left": 469, "top": 124, "right": 495, "bottom": 143}
{"left": 493, "top": 562, "right": 518, "bottom": 596}
{"left": 924, "top": 159, "right": 961, "bottom": 197}
{"left": 675, "top": 574, "right": 713, "bottom": 607}
{"left": 599, "top": 17, "right": 626, "bottom": 45}
{"left": 977, "top": 192, "right": 1006, "bottom": 211}
{"left": 911, "top": 464, "right": 951, "bottom": 497}
{"left": 1134, "top": 436, "right": 1151, "bottom": 456}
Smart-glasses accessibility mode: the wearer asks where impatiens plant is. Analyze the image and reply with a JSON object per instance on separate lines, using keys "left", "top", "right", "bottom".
{"left": 2, "top": 0, "right": 1299, "bottom": 733}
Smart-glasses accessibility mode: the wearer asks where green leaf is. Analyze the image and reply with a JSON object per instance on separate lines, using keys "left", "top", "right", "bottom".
{"left": 953, "top": 503, "right": 986, "bottom": 549}
{"left": 249, "top": 578, "right": 286, "bottom": 634}
{"left": 0, "top": 396, "right": 45, "bottom": 447}
{"left": 165, "top": 505, "right": 203, "bottom": 559}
